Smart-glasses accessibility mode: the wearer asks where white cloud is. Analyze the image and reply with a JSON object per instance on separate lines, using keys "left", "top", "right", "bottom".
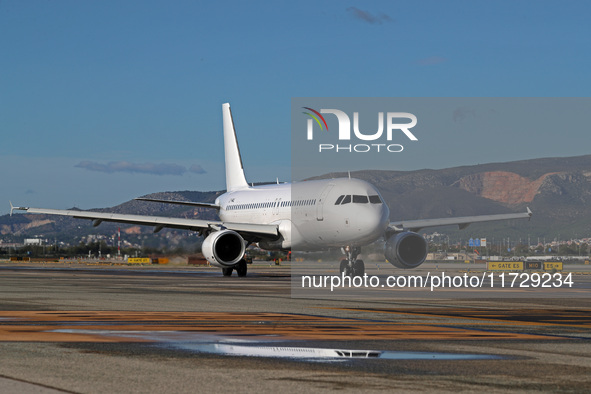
{"left": 346, "top": 7, "right": 393, "bottom": 25}
{"left": 75, "top": 161, "right": 207, "bottom": 176}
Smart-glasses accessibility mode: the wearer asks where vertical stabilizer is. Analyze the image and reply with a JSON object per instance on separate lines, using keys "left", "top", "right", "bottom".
{"left": 222, "top": 103, "right": 249, "bottom": 191}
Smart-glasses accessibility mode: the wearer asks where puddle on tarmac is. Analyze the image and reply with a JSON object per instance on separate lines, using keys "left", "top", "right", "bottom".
{"left": 51, "top": 329, "right": 503, "bottom": 361}
{"left": 166, "top": 342, "right": 500, "bottom": 361}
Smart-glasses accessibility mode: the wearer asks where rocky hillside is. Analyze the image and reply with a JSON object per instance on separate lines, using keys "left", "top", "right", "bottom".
{"left": 2, "top": 155, "right": 591, "bottom": 243}
{"left": 315, "top": 154, "right": 591, "bottom": 239}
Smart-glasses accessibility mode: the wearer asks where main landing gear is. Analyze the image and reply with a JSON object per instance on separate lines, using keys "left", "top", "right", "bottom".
{"left": 221, "top": 259, "right": 248, "bottom": 277}
{"left": 339, "top": 246, "right": 365, "bottom": 277}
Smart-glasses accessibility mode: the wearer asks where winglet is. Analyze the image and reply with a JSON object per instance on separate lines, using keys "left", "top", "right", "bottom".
{"left": 9, "top": 201, "right": 27, "bottom": 216}
{"left": 526, "top": 207, "right": 533, "bottom": 220}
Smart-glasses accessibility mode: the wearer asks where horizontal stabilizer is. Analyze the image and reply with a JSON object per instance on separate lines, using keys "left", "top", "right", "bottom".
{"left": 135, "top": 197, "right": 220, "bottom": 210}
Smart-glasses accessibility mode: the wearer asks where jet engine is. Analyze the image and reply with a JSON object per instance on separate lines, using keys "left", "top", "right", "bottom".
{"left": 201, "top": 230, "right": 246, "bottom": 268}
{"left": 385, "top": 231, "right": 427, "bottom": 269}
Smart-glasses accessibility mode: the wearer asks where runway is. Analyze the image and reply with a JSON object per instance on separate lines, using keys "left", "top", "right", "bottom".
{"left": 1, "top": 261, "right": 590, "bottom": 393}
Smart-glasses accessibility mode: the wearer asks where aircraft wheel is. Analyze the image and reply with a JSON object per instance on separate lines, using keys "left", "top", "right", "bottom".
{"left": 222, "top": 267, "right": 233, "bottom": 277}
{"left": 235, "top": 259, "right": 248, "bottom": 277}
{"left": 353, "top": 259, "right": 365, "bottom": 277}
{"left": 339, "top": 259, "right": 348, "bottom": 274}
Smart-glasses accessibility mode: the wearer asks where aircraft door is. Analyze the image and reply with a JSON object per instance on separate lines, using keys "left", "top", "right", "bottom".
{"left": 273, "top": 198, "right": 281, "bottom": 216}
{"left": 316, "top": 184, "right": 334, "bottom": 221}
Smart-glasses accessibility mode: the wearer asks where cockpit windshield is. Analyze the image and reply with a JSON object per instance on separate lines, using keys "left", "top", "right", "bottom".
{"left": 335, "top": 194, "right": 382, "bottom": 205}
{"left": 369, "top": 195, "right": 382, "bottom": 204}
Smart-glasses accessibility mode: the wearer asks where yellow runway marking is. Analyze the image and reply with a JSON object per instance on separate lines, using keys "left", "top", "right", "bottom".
{"left": 322, "top": 307, "right": 591, "bottom": 329}
{"left": 0, "top": 311, "right": 553, "bottom": 343}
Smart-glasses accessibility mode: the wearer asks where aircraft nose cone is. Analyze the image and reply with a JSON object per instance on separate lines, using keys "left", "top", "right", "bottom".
{"left": 379, "top": 202, "right": 390, "bottom": 228}
{"left": 354, "top": 203, "right": 389, "bottom": 240}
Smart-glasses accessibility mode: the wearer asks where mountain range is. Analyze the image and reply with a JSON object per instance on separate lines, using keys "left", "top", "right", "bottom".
{"left": 2, "top": 154, "right": 591, "bottom": 245}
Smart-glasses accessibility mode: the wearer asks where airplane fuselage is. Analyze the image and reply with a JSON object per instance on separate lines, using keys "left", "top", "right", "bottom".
{"left": 216, "top": 177, "right": 390, "bottom": 251}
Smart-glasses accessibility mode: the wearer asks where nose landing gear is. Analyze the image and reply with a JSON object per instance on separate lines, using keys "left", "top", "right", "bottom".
{"left": 339, "top": 246, "right": 365, "bottom": 277}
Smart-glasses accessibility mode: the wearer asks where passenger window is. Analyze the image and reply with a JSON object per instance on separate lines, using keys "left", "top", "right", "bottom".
{"left": 341, "top": 195, "right": 351, "bottom": 205}
{"left": 352, "top": 195, "right": 369, "bottom": 203}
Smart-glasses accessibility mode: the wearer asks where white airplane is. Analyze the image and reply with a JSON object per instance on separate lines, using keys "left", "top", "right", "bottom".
{"left": 11, "top": 103, "right": 532, "bottom": 277}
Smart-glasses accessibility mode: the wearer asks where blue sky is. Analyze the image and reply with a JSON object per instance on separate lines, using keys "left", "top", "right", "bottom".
{"left": 1, "top": 0, "right": 590, "bottom": 214}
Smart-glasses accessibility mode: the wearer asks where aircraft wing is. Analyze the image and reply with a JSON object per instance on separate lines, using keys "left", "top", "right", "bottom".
{"left": 11, "top": 206, "right": 278, "bottom": 238}
{"left": 389, "top": 208, "right": 532, "bottom": 233}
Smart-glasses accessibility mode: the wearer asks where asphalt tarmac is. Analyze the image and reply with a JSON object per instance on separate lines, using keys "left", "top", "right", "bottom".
{"left": 1, "top": 260, "right": 590, "bottom": 393}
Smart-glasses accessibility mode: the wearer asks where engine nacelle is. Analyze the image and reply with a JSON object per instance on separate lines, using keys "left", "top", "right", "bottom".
{"left": 385, "top": 231, "right": 427, "bottom": 269}
{"left": 258, "top": 220, "right": 294, "bottom": 250}
{"left": 202, "top": 230, "right": 246, "bottom": 268}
